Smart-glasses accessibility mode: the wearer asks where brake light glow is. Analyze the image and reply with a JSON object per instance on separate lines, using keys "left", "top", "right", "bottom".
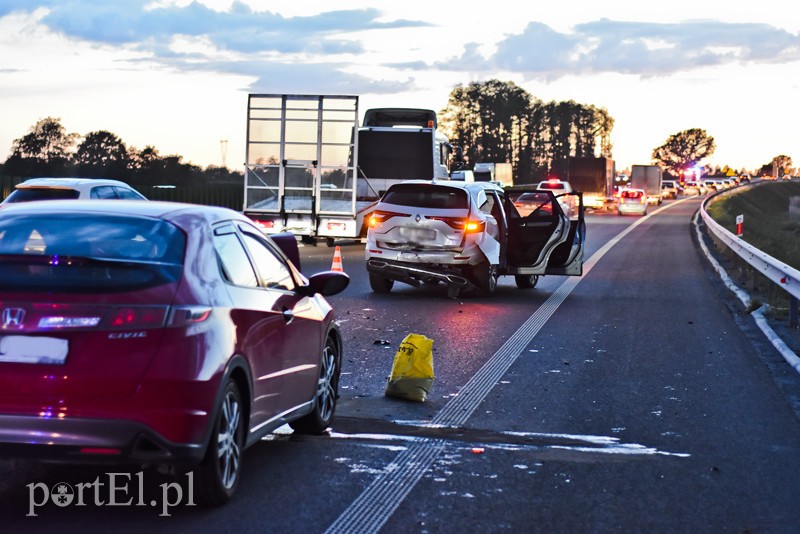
{"left": 369, "top": 210, "right": 404, "bottom": 227}
{"left": 253, "top": 219, "right": 274, "bottom": 229}
{"left": 464, "top": 221, "right": 486, "bottom": 233}
{"left": 107, "top": 306, "right": 169, "bottom": 328}
{"left": 80, "top": 447, "right": 121, "bottom": 455}
{"left": 426, "top": 216, "right": 485, "bottom": 233}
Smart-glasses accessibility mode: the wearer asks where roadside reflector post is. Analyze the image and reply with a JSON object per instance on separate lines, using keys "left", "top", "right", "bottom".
{"left": 735, "top": 214, "right": 744, "bottom": 237}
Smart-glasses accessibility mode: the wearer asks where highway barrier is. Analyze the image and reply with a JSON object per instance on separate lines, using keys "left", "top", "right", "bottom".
{"left": 700, "top": 180, "right": 799, "bottom": 347}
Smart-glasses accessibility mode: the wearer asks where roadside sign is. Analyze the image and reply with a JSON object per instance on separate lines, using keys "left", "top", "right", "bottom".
{"left": 736, "top": 214, "right": 744, "bottom": 236}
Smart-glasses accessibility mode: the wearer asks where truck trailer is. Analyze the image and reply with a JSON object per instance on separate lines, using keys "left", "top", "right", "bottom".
{"left": 630, "top": 164, "right": 663, "bottom": 205}
{"left": 243, "top": 95, "right": 451, "bottom": 245}
{"left": 566, "top": 157, "right": 615, "bottom": 210}
{"left": 473, "top": 162, "right": 513, "bottom": 187}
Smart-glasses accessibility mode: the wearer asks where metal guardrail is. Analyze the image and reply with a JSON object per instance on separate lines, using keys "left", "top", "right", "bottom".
{"left": 700, "top": 181, "right": 800, "bottom": 326}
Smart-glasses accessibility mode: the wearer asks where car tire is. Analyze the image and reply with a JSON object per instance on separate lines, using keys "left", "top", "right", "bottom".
{"left": 195, "top": 379, "right": 245, "bottom": 506}
{"left": 369, "top": 273, "right": 394, "bottom": 293}
{"left": 289, "top": 335, "right": 340, "bottom": 434}
{"left": 515, "top": 274, "right": 539, "bottom": 289}
{"left": 474, "top": 263, "right": 498, "bottom": 297}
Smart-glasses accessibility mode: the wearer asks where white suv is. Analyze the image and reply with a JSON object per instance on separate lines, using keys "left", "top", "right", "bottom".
{"left": 365, "top": 180, "right": 586, "bottom": 298}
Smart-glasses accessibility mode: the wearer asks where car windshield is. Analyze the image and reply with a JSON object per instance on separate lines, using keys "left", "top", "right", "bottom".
{"left": 0, "top": 213, "right": 185, "bottom": 292}
{"left": 4, "top": 188, "right": 80, "bottom": 202}
{"left": 381, "top": 184, "right": 468, "bottom": 209}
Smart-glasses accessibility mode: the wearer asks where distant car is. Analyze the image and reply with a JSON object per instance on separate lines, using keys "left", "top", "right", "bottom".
{"left": 703, "top": 179, "right": 719, "bottom": 193}
{"left": 536, "top": 178, "right": 573, "bottom": 195}
{"left": 536, "top": 179, "right": 575, "bottom": 212}
{"left": 0, "top": 200, "right": 349, "bottom": 505}
{"left": 683, "top": 181, "right": 705, "bottom": 196}
{"left": 1, "top": 177, "right": 147, "bottom": 205}
{"left": 661, "top": 180, "right": 679, "bottom": 199}
{"left": 617, "top": 188, "right": 648, "bottom": 216}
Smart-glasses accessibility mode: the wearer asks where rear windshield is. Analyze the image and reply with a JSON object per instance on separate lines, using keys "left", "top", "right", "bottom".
{"left": 0, "top": 213, "right": 185, "bottom": 292}
{"left": 537, "top": 182, "right": 564, "bottom": 190}
{"left": 620, "top": 191, "right": 643, "bottom": 198}
{"left": 4, "top": 188, "right": 80, "bottom": 202}
{"left": 381, "top": 184, "right": 468, "bottom": 209}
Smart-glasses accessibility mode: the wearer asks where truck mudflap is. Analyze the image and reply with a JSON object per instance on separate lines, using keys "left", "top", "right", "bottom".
{"left": 366, "top": 258, "right": 475, "bottom": 291}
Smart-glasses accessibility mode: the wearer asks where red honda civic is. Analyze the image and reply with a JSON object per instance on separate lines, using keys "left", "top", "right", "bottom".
{"left": 0, "top": 200, "right": 348, "bottom": 505}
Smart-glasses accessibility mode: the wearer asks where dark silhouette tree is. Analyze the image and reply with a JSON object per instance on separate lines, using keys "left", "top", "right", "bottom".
{"left": 440, "top": 80, "right": 615, "bottom": 184}
{"left": 4, "top": 117, "right": 77, "bottom": 177}
{"left": 75, "top": 130, "right": 130, "bottom": 178}
{"left": 652, "top": 128, "right": 716, "bottom": 177}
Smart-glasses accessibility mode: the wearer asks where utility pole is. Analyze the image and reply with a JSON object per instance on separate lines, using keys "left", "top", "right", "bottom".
{"left": 220, "top": 139, "right": 228, "bottom": 168}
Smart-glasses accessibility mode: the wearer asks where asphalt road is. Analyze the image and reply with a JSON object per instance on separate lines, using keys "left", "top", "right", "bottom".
{"left": 2, "top": 197, "right": 799, "bottom": 532}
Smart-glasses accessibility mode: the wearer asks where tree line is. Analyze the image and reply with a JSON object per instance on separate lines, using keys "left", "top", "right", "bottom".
{"left": 0, "top": 117, "right": 242, "bottom": 187}
{"left": 439, "top": 79, "right": 614, "bottom": 184}
{"left": 2, "top": 88, "right": 792, "bottom": 190}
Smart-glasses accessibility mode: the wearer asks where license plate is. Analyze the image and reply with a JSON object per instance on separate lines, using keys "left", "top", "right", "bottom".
{"left": 399, "top": 226, "right": 436, "bottom": 242}
{"left": 0, "top": 335, "right": 69, "bottom": 365}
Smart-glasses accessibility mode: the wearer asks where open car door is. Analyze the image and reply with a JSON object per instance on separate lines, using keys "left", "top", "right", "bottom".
{"left": 503, "top": 190, "right": 585, "bottom": 277}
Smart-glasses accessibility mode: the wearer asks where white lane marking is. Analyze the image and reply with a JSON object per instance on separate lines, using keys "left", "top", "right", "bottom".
{"left": 325, "top": 198, "right": 693, "bottom": 534}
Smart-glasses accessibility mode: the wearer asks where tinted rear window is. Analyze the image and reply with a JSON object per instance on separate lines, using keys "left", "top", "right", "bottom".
{"left": 381, "top": 184, "right": 468, "bottom": 209}
{"left": 5, "top": 188, "right": 80, "bottom": 202}
{"left": 537, "top": 182, "right": 564, "bottom": 190}
{"left": 0, "top": 213, "right": 185, "bottom": 292}
{"left": 620, "top": 191, "right": 643, "bottom": 198}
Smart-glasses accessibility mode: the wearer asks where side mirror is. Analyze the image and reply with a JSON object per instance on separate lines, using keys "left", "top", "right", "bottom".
{"left": 298, "top": 271, "right": 350, "bottom": 297}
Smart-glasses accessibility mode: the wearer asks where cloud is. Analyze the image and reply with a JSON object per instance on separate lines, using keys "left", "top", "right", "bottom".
{"left": 2, "top": 1, "right": 431, "bottom": 94}
{"left": 8, "top": 2, "right": 798, "bottom": 89}
{"left": 7, "top": 1, "right": 429, "bottom": 54}
{"left": 440, "top": 19, "right": 800, "bottom": 78}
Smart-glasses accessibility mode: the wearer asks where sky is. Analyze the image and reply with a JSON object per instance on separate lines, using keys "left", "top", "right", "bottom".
{"left": 1, "top": 0, "right": 799, "bottom": 174}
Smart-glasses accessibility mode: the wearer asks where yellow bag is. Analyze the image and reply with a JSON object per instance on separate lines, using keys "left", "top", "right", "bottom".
{"left": 384, "top": 334, "right": 434, "bottom": 402}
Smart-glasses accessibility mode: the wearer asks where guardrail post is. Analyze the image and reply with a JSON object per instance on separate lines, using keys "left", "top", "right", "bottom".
{"left": 791, "top": 296, "right": 798, "bottom": 329}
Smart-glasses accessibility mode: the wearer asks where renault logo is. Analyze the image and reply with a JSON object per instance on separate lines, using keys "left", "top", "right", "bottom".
{"left": 2, "top": 308, "right": 25, "bottom": 329}
{"left": 415, "top": 214, "right": 421, "bottom": 222}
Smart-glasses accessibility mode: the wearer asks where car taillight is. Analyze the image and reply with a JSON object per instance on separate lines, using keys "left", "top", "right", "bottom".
{"left": 426, "top": 215, "right": 465, "bottom": 229}
{"left": 640, "top": 195, "right": 647, "bottom": 204}
{"left": 369, "top": 210, "right": 404, "bottom": 227}
{"left": 464, "top": 220, "right": 486, "bottom": 233}
{"left": 167, "top": 306, "right": 212, "bottom": 327}
{"left": 106, "top": 306, "right": 169, "bottom": 329}
{"left": 426, "top": 216, "right": 484, "bottom": 233}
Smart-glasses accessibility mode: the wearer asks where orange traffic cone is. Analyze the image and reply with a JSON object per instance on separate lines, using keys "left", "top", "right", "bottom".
{"left": 331, "top": 246, "right": 344, "bottom": 272}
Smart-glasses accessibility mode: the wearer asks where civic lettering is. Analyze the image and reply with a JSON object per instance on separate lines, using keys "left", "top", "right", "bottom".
{"left": 107, "top": 332, "right": 148, "bottom": 339}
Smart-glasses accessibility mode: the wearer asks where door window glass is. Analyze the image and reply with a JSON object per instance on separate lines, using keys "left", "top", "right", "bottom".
{"left": 240, "top": 230, "right": 295, "bottom": 291}
{"left": 213, "top": 230, "right": 258, "bottom": 287}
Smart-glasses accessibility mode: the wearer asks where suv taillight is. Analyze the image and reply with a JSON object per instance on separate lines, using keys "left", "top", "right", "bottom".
{"left": 369, "top": 210, "right": 405, "bottom": 227}
{"left": 425, "top": 216, "right": 485, "bottom": 233}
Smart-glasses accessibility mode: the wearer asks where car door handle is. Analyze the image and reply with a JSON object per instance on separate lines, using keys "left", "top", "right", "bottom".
{"left": 282, "top": 308, "right": 294, "bottom": 323}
